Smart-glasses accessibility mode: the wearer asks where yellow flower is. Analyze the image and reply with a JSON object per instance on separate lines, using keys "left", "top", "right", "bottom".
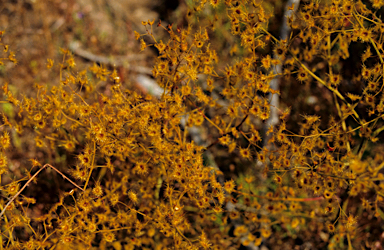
{"left": 155, "top": 40, "right": 166, "bottom": 54}
{"left": 140, "top": 38, "right": 147, "bottom": 51}
{"left": 134, "top": 162, "right": 148, "bottom": 175}
{"left": 1, "top": 131, "right": 10, "bottom": 149}
{"left": 210, "top": 0, "right": 220, "bottom": 8}
{"left": 128, "top": 190, "right": 138, "bottom": 204}
{"left": 224, "top": 179, "right": 236, "bottom": 193}
{"left": 104, "top": 232, "right": 115, "bottom": 243}
{"left": 239, "top": 147, "right": 252, "bottom": 159}
{"left": 46, "top": 58, "right": 54, "bottom": 69}
{"left": 297, "top": 67, "right": 309, "bottom": 82}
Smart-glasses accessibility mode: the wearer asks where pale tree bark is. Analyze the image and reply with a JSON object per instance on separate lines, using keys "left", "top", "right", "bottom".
{"left": 264, "top": 0, "right": 300, "bottom": 149}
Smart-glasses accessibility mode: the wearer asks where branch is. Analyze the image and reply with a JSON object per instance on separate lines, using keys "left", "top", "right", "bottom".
{"left": 69, "top": 41, "right": 152, "bottom": 75}
{"left": 0, "top": 164, "right": 84, "bottom": 219}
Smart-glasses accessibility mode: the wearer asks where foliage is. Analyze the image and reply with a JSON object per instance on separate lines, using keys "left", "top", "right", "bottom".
{"left": 1, "top": 0, "right": 384, "bottom": 249}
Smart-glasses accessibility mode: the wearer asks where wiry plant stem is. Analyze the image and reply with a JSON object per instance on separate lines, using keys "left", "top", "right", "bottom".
{"left": 0, "top": 164, "right": 84, "bottom": 219}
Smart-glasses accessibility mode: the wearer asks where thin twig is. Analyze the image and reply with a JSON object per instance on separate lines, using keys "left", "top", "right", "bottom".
{"left": 0, "top": 164, "right": 84, "bottom": 219}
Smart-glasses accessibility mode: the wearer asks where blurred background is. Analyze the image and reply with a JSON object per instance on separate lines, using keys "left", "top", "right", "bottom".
{"left": 0, "top": 0, "right": 183, "bottom": 91}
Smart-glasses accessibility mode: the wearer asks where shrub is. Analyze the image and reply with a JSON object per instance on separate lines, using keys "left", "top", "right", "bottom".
{"left": 1, "top": 0, "right": 384, "bottom": 249}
